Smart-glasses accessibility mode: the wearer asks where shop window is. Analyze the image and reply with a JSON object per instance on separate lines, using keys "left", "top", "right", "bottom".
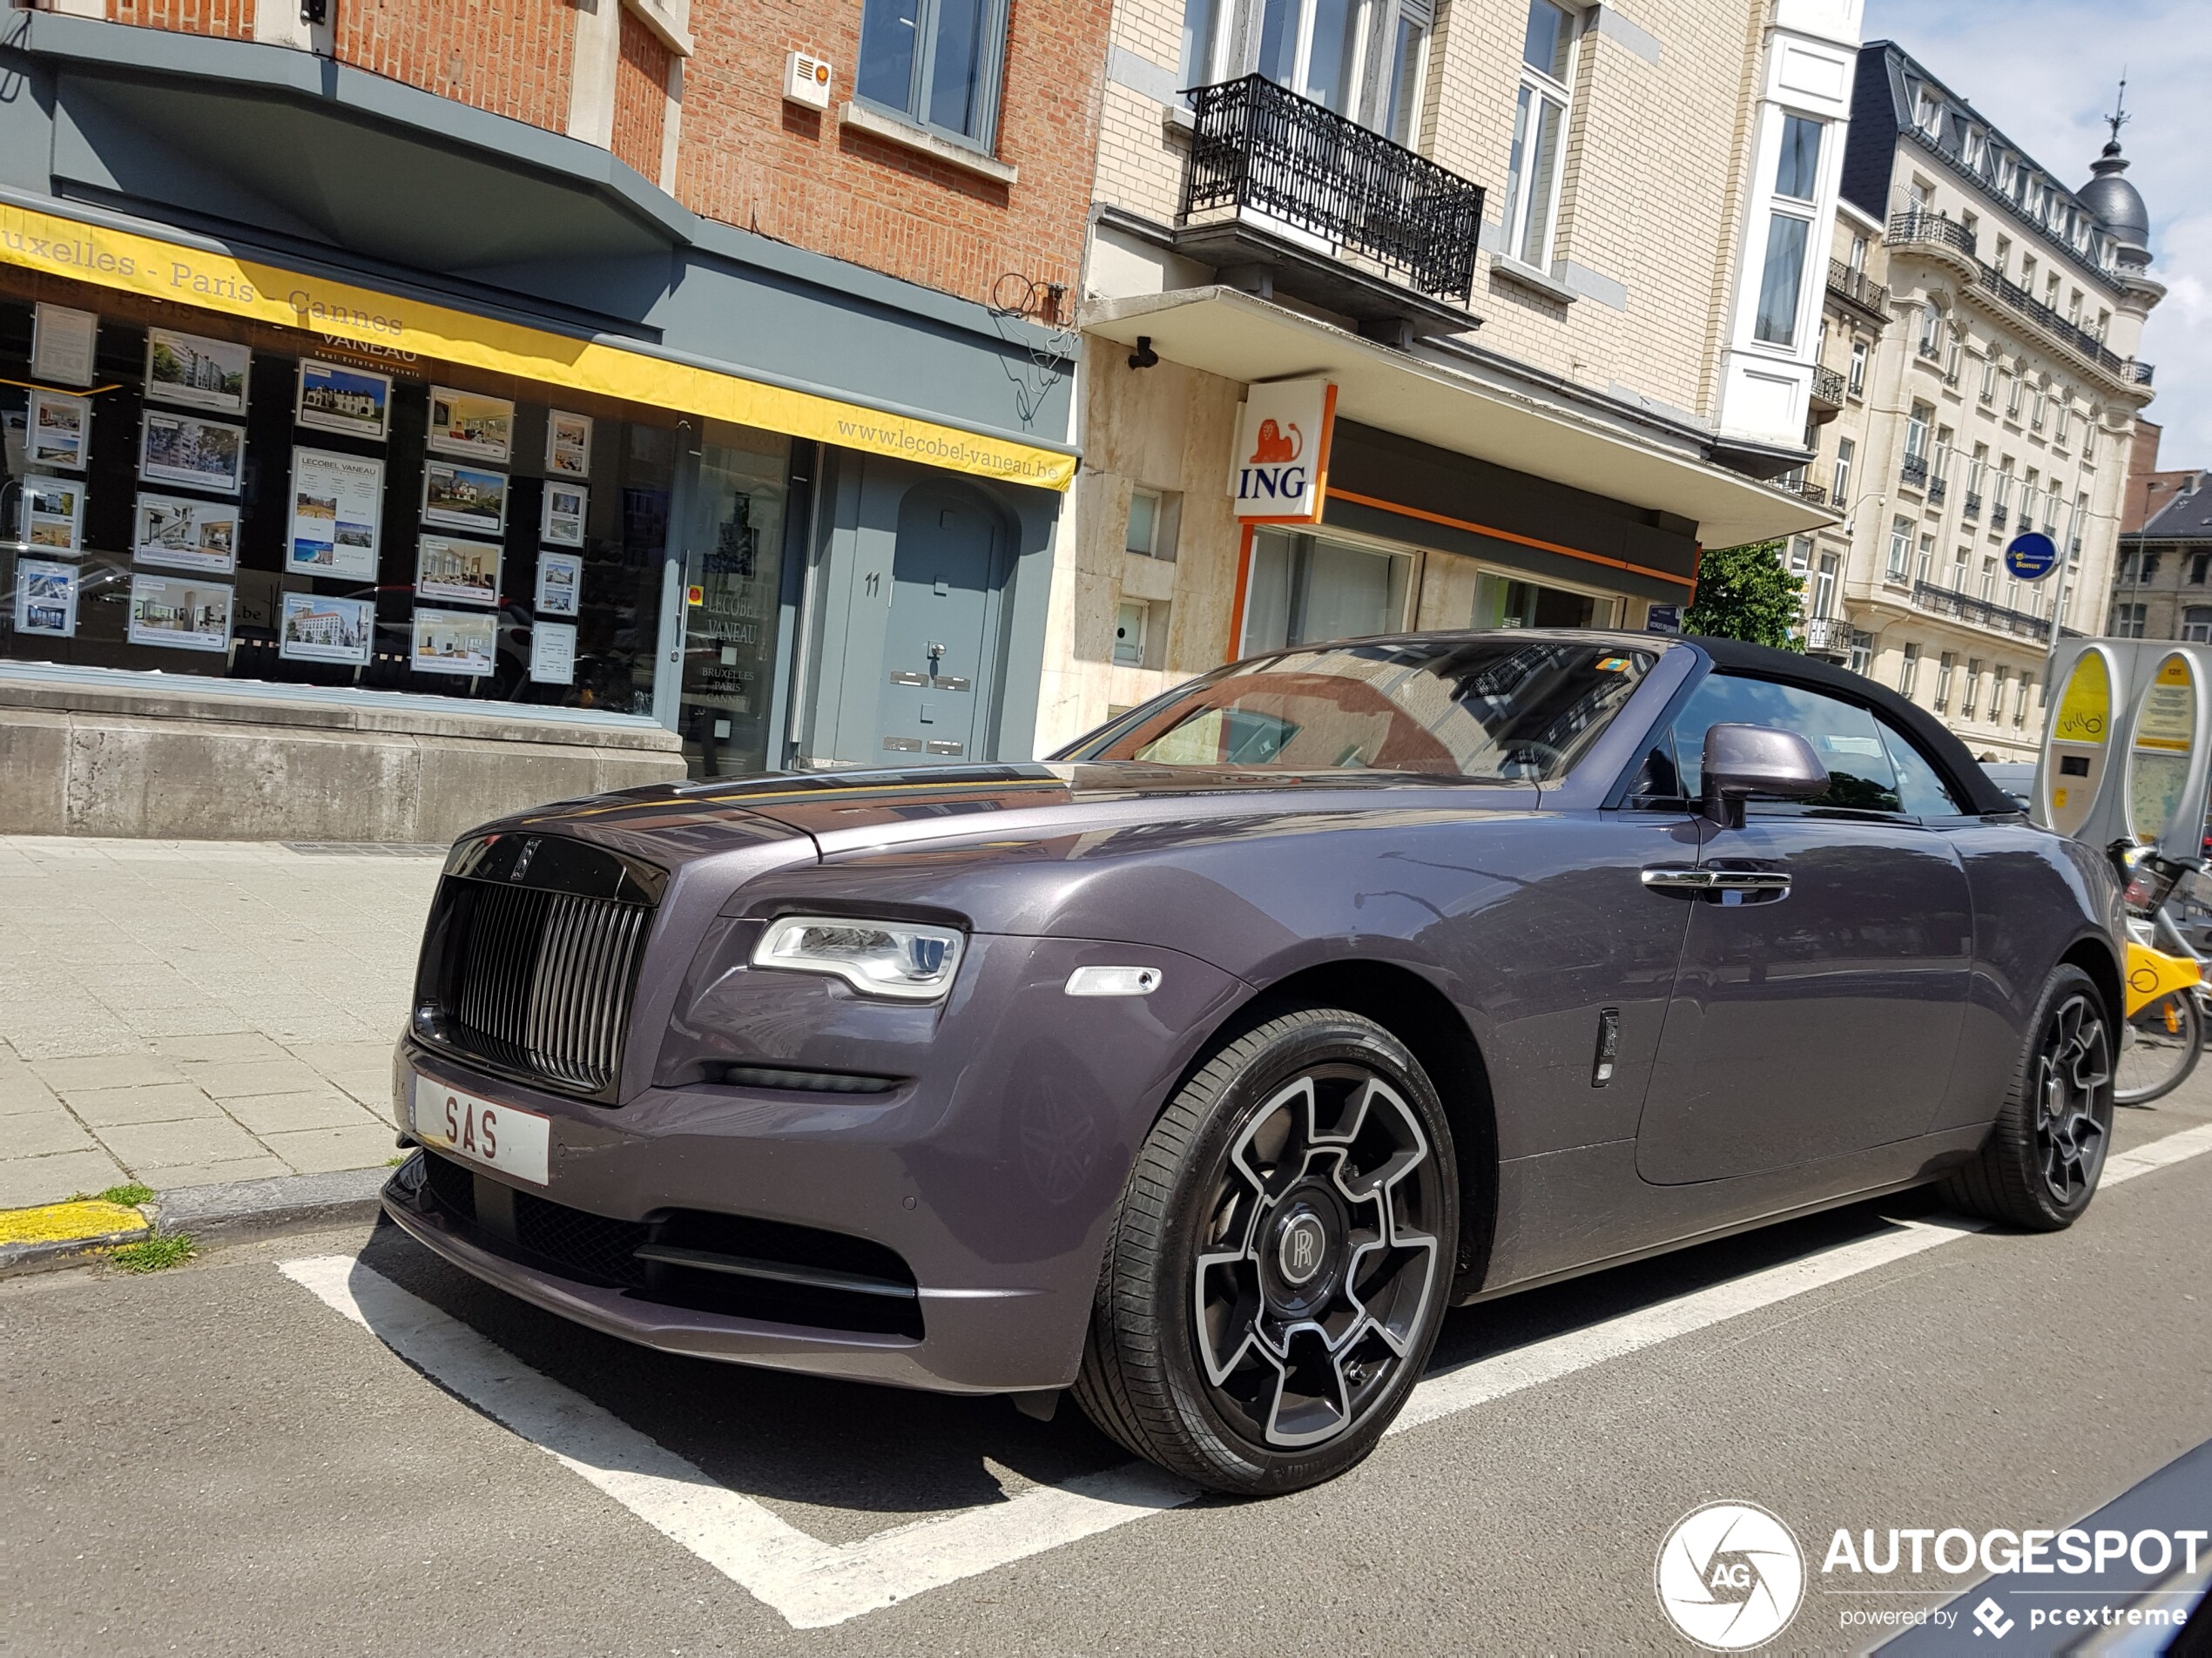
{"left": 0, "top": 288, "right": 709, "bottom": 720}
{"left": 1470, "top": 570, "right": 1612, "bottom": 630}
{"left": 856, "top": 0, "right": 1011, "bottom": 150}
{"left": 1243, "top": 529, "right": 1411, "bottom": 654}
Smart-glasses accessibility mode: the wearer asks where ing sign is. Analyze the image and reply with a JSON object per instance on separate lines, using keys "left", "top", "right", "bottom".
{"left": 1230, "top": 377, "right": 1338, "bottom": 522}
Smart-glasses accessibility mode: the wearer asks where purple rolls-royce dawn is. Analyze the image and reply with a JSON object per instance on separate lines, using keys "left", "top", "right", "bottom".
{"left": 385, "top": 630, "right": 2124, "bottom": 1494}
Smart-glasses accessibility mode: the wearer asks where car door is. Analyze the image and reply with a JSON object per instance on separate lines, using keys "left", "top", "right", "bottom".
{"left": 1633, "top": 671, "right": 1974, "bottom": 1184}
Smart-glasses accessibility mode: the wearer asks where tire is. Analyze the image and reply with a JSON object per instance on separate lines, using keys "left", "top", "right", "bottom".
{"left": 2114, "top": 988, "right": 2203, "bottom": 1107}
{"left": 1072, "top": 1006, "right": 1459, "bottom": 1496}
{"left": 1942, "top": 964, "right": 2115, "bottom": 1230}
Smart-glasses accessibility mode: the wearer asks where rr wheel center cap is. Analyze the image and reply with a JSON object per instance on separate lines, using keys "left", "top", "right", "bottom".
{"left": 1278, "top": 1213, "right": 1329, "bottom": 1284}
{"left": 1258, "top": 1184, "right": 1351, "bottom": 1315}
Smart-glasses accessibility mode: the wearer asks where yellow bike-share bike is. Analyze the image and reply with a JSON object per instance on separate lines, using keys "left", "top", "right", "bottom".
{"left": 2114, "top": 850, "right": 2205, "bottom": 1106}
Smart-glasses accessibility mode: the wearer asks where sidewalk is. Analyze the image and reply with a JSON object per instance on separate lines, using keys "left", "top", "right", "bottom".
{"left": 0, "top": 838, "right": 445, "bottom": 1207}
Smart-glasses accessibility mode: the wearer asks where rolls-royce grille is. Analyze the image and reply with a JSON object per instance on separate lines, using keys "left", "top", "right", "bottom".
{"left": 415, "top": 834, "right": 664, "bottom": 1100}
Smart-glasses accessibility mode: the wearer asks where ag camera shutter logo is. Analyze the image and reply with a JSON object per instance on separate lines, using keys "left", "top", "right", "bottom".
{"left": 1655, "top": 1501, "right": 1806, "bottom": 1650}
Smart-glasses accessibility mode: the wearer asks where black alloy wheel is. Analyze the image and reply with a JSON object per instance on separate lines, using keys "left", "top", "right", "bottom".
{"left": 1074, "top": 1007, "right": 1460, "bottom": 1495}
{"left": 1945, "top": 963, "right": 2115, "bottom": 1230}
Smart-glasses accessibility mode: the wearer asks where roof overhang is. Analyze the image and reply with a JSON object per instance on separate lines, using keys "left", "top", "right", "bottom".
{"left": 1083, "top": 287, "right": 1835, "bottom": 548}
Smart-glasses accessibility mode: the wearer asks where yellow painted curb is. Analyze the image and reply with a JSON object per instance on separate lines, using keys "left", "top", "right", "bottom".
{"left": 0, "top": 1200, "right": 151, "bottom": 1248}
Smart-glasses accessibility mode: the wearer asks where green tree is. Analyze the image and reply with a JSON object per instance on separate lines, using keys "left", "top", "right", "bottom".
{"left": 1684, "top": 539, "right": 1805, "bottom": 650}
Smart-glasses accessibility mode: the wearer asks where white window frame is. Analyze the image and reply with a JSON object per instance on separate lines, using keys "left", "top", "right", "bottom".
{"left": 1183, "top": 0, "right": 1437, "bottom": 140}
{"left": 1500, "top": 3, "right": 1579, "bottom": 272}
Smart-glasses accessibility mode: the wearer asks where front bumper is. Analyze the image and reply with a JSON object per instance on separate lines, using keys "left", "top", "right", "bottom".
{"left": 385, "top": 932, "right": 1247, "bottom": 1393}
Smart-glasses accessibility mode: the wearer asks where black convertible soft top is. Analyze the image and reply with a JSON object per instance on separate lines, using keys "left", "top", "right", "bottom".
{"left": 1689, "top": 635, "right": 2019, "bottom": 818}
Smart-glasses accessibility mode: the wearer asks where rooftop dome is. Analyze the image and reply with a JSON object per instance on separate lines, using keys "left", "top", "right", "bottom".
{"left": 2080, "top": 141, "right": 2152, "bottom": 264}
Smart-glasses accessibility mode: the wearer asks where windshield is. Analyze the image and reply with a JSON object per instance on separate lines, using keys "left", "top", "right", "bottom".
{"left": 1061, "top": 638, "right": 1658, "bottom": 782}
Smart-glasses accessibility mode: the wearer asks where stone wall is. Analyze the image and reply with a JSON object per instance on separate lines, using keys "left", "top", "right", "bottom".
{"left": 0, "top": 676, "right": 685, "bottom": 843}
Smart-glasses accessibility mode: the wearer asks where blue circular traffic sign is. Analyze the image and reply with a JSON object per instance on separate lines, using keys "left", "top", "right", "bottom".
{"left": 2005, "top": 532, "right": 2059, "bottom": 581}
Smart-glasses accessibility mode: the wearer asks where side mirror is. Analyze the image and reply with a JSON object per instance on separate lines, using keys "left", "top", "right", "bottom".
{"left": 1701, "top": 723, "right": 1828, "bottom": 829}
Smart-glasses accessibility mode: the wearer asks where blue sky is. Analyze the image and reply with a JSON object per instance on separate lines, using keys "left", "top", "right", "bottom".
{"left": 1860, "top": 1, "right": 2209, "bottom": 466}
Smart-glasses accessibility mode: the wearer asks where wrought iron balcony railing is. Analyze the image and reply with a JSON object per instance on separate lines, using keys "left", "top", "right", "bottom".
{"left": 1826, "top": 259, "right": 1890, "bottom": 316}
{"left": 1801, "top": 616, "right": 1851, "bottom": 657}
{"left": 1901, "top": 453, "right": 1930, "bottom": 489}
{"left": 1811, "top": 364, "right": 1847, "bottom": 406}
{"left": 1182, "top": 75, "right": 1485, "bottom": 300}
{"left": 1991, "top": 504, "right": 2009, "bottom": 530}
{"left": 1888, "top": 210, "right": 1979, "bottom": 259}
{"left": 1928, "top": 475, "right": 1948, "bottom": 504}
{"left": 1913, "top": 581, "right": 2053, "bottom": 644}
{"left": 1973, "top": 259, "right": 2154, "bottom": 387}
{"left": 1964, "top": 491, "right": 1982, "bottom": 517}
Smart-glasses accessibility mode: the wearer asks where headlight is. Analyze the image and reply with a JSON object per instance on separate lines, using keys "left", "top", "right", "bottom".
{"left": 751, "top": 915, "right": 965, "bottom": 1001}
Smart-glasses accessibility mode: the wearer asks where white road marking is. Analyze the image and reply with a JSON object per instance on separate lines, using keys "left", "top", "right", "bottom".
{"left": 280, "top": 1121, "right": 2212, "bottom": 1629}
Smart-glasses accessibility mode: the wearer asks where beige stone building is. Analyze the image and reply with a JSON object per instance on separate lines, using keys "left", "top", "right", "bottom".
{"left": 1788, "top": 42, "right": 2162, "bottom": 762}
{"left": 1042, "top": 0, "right": 1861, "bottom": 745}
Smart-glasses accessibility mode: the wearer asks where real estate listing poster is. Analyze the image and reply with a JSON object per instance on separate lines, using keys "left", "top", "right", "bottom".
{"left": 545, "top": 410, "right": 592, "bottom": 478}
{"left": 30, "top": 302, "right": 97, "bottom": 388}
{"left": 529, "top": 621, "right": 577, "bottom": 685}
{"left": 416, "top": 534, "right": 502, "bottom": 606}
{"left": 21, "top": 475, "right": 85, "bottom": 553}
{"left": 27, "top": 389, "right": 91, "bottom": 472}
{"left": 279, "top": 591, "right": 374, "bottom": 666}
{"left": 412, "top": 606, "right": 496, "bottom": 677}
{"left": 133, "top": 493, "right": 241, "bottom": 575}
{"left": 541, "top": 482, "right": 587, "bottom": 547}
{"left": 140, "top": 409, "right": 247, "bottom": 495}
{"left": 127, "top": 573, "right": 233, "bottom": 652}
{"left": 535, "top": 550, "right": 582, "bottom": 617}
{"left": 145, "top": 329, "right": 252, "bottom": 415}
{"left": 288, "top": 448, "right": 385, "bottom": 581}
{"left": 14, "top": 557, "right": 79, "bottom": 638}
{"left": 296, "top": 360, "right": 392, "bottom": 442}
{"left": 421, "top": 460, "right": 508, "bottom": 536}
{"left": 426, "top": 387, "right": 515, "bottom": 463}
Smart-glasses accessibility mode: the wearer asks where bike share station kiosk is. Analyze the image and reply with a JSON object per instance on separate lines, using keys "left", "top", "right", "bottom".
{"left": 2033, "top": 632, "right": 2212, "bottom": 1096}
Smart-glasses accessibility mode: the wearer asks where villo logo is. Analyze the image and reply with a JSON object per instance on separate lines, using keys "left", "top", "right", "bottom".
{"left": 1655, "top": 1502, "right": 1806, "bottom": 1651}
{"left": 1230, "top": 377, "right": 1335, "bottom": 522}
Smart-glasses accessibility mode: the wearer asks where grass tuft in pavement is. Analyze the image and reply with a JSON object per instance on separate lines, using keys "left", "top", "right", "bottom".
{"left": 110, "top": 1234, "right": 196, "bottom": 1273}
{"left": 97, "top": 1183, "right": 158, "bottom": 1208}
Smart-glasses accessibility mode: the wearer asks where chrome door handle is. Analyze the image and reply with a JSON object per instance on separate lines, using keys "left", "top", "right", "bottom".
{"left": 1642, "top": 866, "right": 1792, "bottom": 900}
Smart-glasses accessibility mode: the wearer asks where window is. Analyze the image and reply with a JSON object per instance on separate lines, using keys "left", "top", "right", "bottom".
{"left": 1905, "top": 402, "right": 1932, "bottom": 463}
{"left": 1079, "top": 637, "right": 1652, "bottom": 782}
{"left": 1887, "top": 516, "right": 1914, "bottom": 581}
{"left": 2111, "top": 602, "right": 2148, "bottom": 638}
{"left": 2186, "top": 608, "right": 2212, "bottom": 644}
{"left": 2067, "top": 289, "right": 2083, "bottom": 327}
{"left": 2054, "top": 401, "right": 2069, "bottom": 448}
{"left": 857, "top": 0, "right": 1011, "bottom": 149}
{"left": 1181, "top": 0, "right": 1434, "bottom": 138}
{"left": 1113, "top": 600, "right": 1150, "bottom": 666}
{"left": 1666, "top": 675, "right": 1910, "bottom": 815}
{"left": 1774, "top": 114, "right": 1821, "bottom": 202}
{"left": 2082, "top": 423, "right": 2097, "bottom": 467}
{"left": 1993, "top": 459, "right": 2014, "bottom": 517}
{"left": 1980, "top": 556, "right": 1997, "bottom": 601}
{"left": 1919, "top": 534, "right": 1936, "bottom": 583}
{"left": 1832, "top": 436, "right": 1854, "bottom": 506}
{"left": 2014, "top": 676, "right": 2033, "bottom": 726}
{"left": 1961, "top": 658, "right": 1981, "bottom": 718}
{"left": 1848, "top": 630, "right": 1872, "bottom": 676}
{"left": 2031, "top": 393, "right": 2047, "bottom": 433}
{"left": 1502, "top": 1, "right": 1576, "bottom": 269}
{"left": 1993, "top": 233, "right": 2011, "bottom": 274}
{"left": 1933, "top": 651, "right": 1954, "bottom": 712}
{"left": 1124, "top": 488, "right": 1179, "bottom": 560}
{"left": 2192, "top": 553, "right": 2210, "bottom": 586}
{"left": 2141, "top": 552, "right": 2162, "bottom": 583}
{"left": 1848, "top": 339, "right": 1868, "bottom": 397}
{"left": 1898, "top": 643, "right": 1921, "bottom": 698}
{"left": 1242, "top": 529, "right": 1412, "bottom": 654}
{"left": 1786, "top": 535, "right": 1812, "bottom": 573}
{"left": 1813, "top": 552, "right": 1838, "bottom": 618}
{"left": 1914, "top": 87, "right": 1942, "bottom": 136}
{"left": 1979, "top": 356, "right": 1997, "bottom": 402}
{"left": 1848, "top": 234, "right": 1867, "bottom": 274}
{"left": 1918, "top": 306, "right": 1942, "bottom": 358}
{"left": 2006, "top": 371, "right": 2023, "bottom": 419}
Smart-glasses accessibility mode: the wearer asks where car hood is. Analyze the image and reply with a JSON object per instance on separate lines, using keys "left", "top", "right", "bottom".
{"left": 496, "top": 762, "right": 1543, "bottom": 867}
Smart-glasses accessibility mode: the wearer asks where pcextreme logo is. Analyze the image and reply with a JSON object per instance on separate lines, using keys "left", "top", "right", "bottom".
{"left": 1655, "top": 1501, "right": 1806, "bottom": 1651}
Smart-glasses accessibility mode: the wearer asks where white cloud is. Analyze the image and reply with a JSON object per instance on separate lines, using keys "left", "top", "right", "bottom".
{"left": 1862, "top": 0, "right": 2211, "bottom": 462}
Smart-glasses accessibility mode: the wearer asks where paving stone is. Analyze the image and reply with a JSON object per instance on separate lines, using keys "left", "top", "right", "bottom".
{"left": 66, "top": 1083, "right": 226, "bottom": 1128}
{"left": 221, "top": 1089, "right": 381, "bottom": 1136}
{"left": 131, "top": 1152, "right": 293, "bottom": 1191}
{"left": 177, "top": 1058, "right": 329, "bottom": 1100}
{"left": 29, "top": 1054, "right": 189, "bottom": 1093}
{"left": 261, "top": 1123, "right": 401, "bottom": 1176}
{"left": 0, "top": 1148, "right": 129, "bottom": 1208}
{"left": 98, "top": 1115, "right": 266, "bottom": 1170}
{"left": 3, "top": 1111, "right": 98, "bottom": 1158}
{"left": 155, "top": 1032, "right": 293, "bottom": 1066}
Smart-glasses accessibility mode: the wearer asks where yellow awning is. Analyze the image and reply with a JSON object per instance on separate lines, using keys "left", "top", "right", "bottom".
{"left": 1084, "top": 286, "right": 1835, "bottom": 545}
{"left": 0, "top": 199, "right": 1075, "bottom": 491}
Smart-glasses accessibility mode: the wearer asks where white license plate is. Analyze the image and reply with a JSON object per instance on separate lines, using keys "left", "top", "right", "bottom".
{"left": 413, "top": 1075, "right": 551, "bottom": 1186}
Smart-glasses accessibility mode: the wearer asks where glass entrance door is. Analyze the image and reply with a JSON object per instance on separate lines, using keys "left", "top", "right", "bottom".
{"left": 676, "top": 424, "right": 791, "bottom": 777}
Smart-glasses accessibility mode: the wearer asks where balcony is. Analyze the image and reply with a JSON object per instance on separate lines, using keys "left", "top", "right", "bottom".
{"left": 1887, "top": 210, "right": 1979, "bottom": 260}
{"left": 1810, "top": 364, "right": 1847, "bottom": 409}
{"left": 1901, "top": 453, "right": 1930, "bottom": 489}
{"left": 1991, "top": 504, "right": 2009, "bottom": 530}
{"left": 1801, "top": 616, "right": 1851, "bottom": 659}
{"left": 1927, "top": 475, "right": 1948, "bottom": 505}
{"left": 1974, "top": 259, "right": 2154, "bottom": 388}
{"left": 1913, "top": 581, "right": 2053, "bottom": 644}
{"left": 1826, "top": 259, "right": 1891, "bottom": 323}
{"left": 1773, "top": 475, "right": 1826, "bottom": 505}
{"left": 1964, "top": 490, "right": 1982, "bottom": 517}
{"left": 1178, "top": 75, "right": 1486, "bottom": 333}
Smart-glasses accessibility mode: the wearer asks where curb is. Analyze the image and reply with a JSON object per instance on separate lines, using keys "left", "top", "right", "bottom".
{"left": 0, "top": 1166, "right": 392, "bottom": 1278}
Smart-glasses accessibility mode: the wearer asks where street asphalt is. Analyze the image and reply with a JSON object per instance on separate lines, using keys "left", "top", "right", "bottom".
{"left": 6, "top": 1075, "right": 2210, "bottom": 1656}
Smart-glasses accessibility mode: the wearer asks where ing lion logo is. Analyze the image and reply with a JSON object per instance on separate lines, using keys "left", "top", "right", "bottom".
{"left": 1249, "top": 419, "right": 1302, "bottom": 464}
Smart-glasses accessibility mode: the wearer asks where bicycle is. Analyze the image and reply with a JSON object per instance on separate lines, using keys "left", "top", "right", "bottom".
{"left": 2112, "top": 848, "right": 2207, "bottom": 1107}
